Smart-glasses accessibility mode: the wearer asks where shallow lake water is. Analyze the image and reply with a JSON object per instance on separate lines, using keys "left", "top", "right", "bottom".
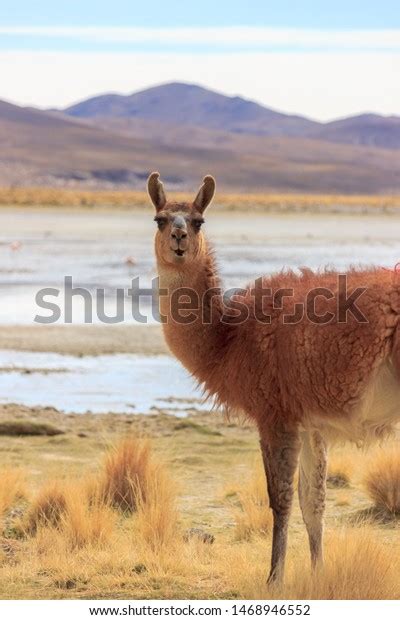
{"left": 0, "top": 208, "right": 399, "bottom": 324}
{"left": 0, "top": 350, "right": 205, "bottom": 415}
{"left": 1, "top": 208, "right": 400, "bottom": 415}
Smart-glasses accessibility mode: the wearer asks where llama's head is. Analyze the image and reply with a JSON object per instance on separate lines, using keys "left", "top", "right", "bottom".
{"left": 148, "top": 172, "right": 215, "bottom": 267}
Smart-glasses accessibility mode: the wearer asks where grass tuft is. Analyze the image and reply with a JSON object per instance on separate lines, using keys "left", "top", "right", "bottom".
{"left": 24, "top": 481, "right": 68, "bottom": 533}
{"left": 0, "top": 420, "right": 64, "bottom": 436}
{"left": 24, "top": 480, "right": 116, "bottom": 549}
{"left": 364, "top": 448, "right": 400, "bottom": 514}
{"left": 99, "top": 438, "right": 153, "bottom": 513}
{"left": 60, "top": 486, "right": 117, "bottom": 549}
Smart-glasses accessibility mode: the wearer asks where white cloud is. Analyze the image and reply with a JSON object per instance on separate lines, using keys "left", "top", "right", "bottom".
{"left": 0, "top": 26, "right": 399, "bottom": 50}
{"left": 1, "top": 50, "right": 399, "bottom": 121}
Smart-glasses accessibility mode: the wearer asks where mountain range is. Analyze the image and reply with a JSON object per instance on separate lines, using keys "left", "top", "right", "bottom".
{"left": 0, "top": 82, "right": 399, "bottom": 193}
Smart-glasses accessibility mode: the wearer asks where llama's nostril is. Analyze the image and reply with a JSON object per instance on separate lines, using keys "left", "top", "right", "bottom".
{"left": 171, "top": 231, "right": 187, "bottom": 240}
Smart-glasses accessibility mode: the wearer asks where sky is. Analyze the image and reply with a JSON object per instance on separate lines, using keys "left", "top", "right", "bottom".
{"left": 0, "top": 1, "right": 399, "bottom": 121}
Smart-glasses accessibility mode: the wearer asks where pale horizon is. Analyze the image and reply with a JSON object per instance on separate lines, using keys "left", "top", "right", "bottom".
{"left": 2, "top": 49, "right": 399, "bottom": 122}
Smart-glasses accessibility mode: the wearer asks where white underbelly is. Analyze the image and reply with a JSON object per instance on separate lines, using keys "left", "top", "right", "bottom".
{"left": 306, "top": 360, "right": 400, "bottom": 444}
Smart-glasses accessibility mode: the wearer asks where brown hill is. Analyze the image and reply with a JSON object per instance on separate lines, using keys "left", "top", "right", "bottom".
{"left": 309, "top": 114, "right": 400, "bottom": 149}
{"left": 0, "top": 99, "right": 204, "bottom": 187}
{"left": 0, "top": 98, "right": 400, "bottom": 193}
{"left": 64, "top": 82, "right": 318, "bottom": 137}
{"left": 64, "top": 82, "right": 400, "bottom": 151}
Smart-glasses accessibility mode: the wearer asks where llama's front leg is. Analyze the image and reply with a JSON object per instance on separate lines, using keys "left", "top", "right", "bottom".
{"left": 260, "top": 429, "right": 301, "bottom": 583}
{"left": 298, "top": 431, "right": 327, "bottom": 569}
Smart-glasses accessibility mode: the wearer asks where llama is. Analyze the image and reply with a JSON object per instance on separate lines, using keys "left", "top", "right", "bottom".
{"left": 148, "top": 171, "right": 400, "bottom": 582}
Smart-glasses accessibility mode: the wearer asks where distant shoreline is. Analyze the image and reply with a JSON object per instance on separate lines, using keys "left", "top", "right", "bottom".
{"left": 0, "top": 188, "right": 399, "bottom": 215}
{"left": 0, "top": 324, "right": 168, "bottom": 357}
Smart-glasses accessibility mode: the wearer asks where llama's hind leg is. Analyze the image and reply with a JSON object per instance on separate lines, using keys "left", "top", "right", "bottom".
{"left": 298, "top": 431, "right": 327, "bottom": 569}
{"left": 260, "top": 429, "right": 301, "bottom": 583}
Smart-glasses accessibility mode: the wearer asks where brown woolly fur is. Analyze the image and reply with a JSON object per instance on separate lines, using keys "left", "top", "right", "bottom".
{"left": 364, "top": 447, "right": 400, "bottom": 514}
{"left": 149, "top": 172, "right": 400, "bottom": 582}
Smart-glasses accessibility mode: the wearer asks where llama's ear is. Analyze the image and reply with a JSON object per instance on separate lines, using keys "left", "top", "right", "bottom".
{"left": 147, "top": 171, "right": 167, "bottom": 212}
{"left": 193, "top": 175, "right": 216, "bottom": 213}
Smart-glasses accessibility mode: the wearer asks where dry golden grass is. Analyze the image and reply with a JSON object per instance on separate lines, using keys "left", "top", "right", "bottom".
{"left": 1, "top": 516, "right": 397, "bottom": 600}
{"left": 0, "top": 186, "right": 399, "bottom": 212}
{"left": 98, "top": 437, "right": 153, "bottom": 513}
{"left": 0, "top": 417, "right": 398, "bottom": 600}
{"left": 335, "top": 493, "right": 351, "bottom": 507}
{"left": 286, "top": 528, "right": 398, "bottom": 599}
{"left": 21, "top": 439, "right": 176, "bottom": 553}
{"left": 327, "top": 453, "right": 354, "bottom": 488}
{"left": 231, "top": 528, "right": 398, "bottom": 600}
{"left": 364, "top": 448, "right": 400, "bottom": 514}
{"left": 0, "top": 480, "right": 398, "bottom": 600}
{"left": 227, "top": 459, "right": 272, "bottom": 541}
{"left": 0, "top": 438, "right": 182, "bottom": 597}
{"left": 24, "top": 480, "right": 68, "bottom": 533}
{"left": 60, "top": 487, "right": 117, "bottom": 550}
{"left": 25, "top": 488, "right": 116, "bottom": 552}
{"left": 0, "top": 469, "right": 26, "bottom": 521}
{"left": 134, "top": 466, "right": 179, "bottom": 552}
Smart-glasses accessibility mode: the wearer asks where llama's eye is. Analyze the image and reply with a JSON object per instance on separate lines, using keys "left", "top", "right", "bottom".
{"left": 192, "top": 219, "right": 204, "bottom": 232}
{"left": 154, "top": 217, "right": 167, "bottom": 230}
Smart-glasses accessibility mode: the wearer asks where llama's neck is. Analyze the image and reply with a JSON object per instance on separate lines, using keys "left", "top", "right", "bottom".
{"left": 156, "top": 244, "right": 229, "bottom": 382}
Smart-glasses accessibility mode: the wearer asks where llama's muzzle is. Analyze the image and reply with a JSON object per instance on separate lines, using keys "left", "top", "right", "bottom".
{"left": 170, "top": 216, "right": 188, "bottom": 256}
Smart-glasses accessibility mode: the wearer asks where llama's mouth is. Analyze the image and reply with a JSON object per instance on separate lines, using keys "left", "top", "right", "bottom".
{"left": 174, "top": 249, "right": 185, "bottom": 257}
